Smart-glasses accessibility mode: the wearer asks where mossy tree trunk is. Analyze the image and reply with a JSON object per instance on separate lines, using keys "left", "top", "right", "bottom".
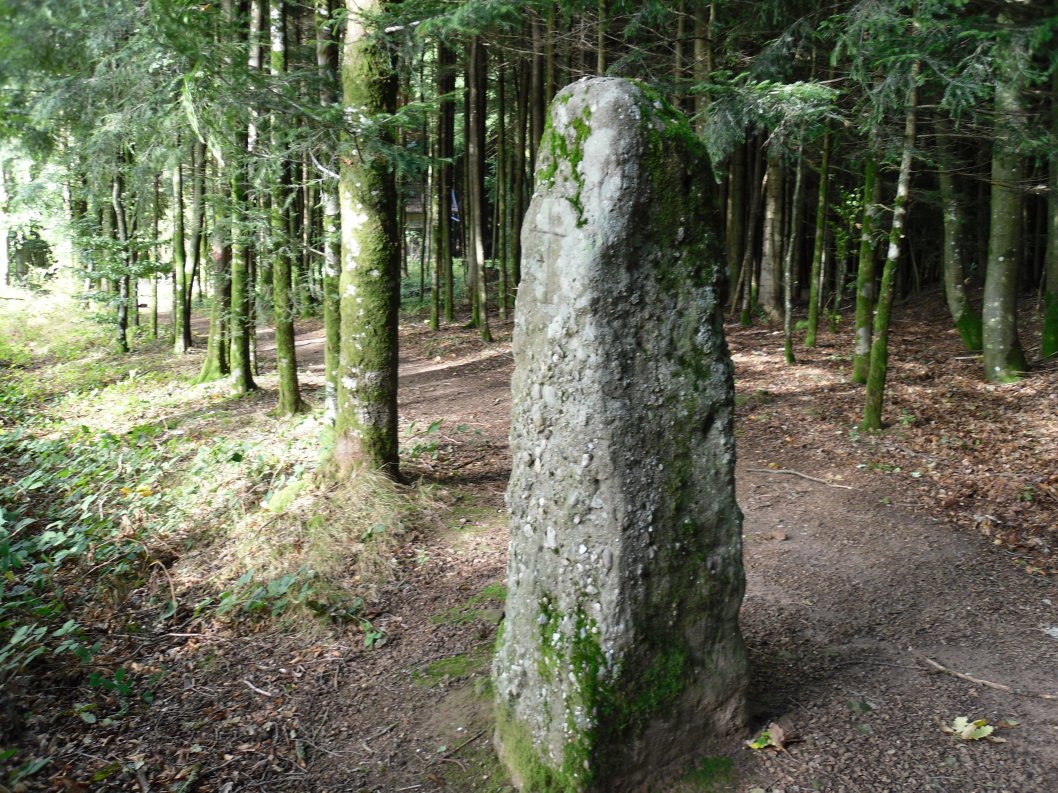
{"left": 982, "top": 34, "right": 1029, "bottom": 383}
{"left": 804, "top": 132, "right": 830, "bottom": 348}
{"left": 936, "top": 115, "right": 983, "bottom": 352}
{"left": 270, "top": 0, "right": 305, "bottom": 415}
{"left": 316, "top": 0, "right": 341, "bottom": 421}
{"left": 333, "top": 0, "right": 402, "bottom": 481}
{"left": 850, "top": 151, "right": 880, "bottom": 384}
{"left": 862, "top": 61, "right": 919, "bottom": 431}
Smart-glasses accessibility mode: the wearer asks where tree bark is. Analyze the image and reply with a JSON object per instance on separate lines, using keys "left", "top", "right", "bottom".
{"left": 270, "top": 0, "right": 305, "bottom": 414}
{"left": 804, "top": 132, "right": 830, "bottom": 347}
{"left": 468, "top": 36, "right": 492, "bottom": 341}
{"left": 784, "top": 149, "right": 805, "bottom": 365}
{"left": 316, "top": 0, "right": 341, "bottom": 420}
{"left": 112, "top": 173, "right": 130, "bottom": 353}
{"left": 862, "top": 61, "right": 919, "bottom": 430}
{"left": 198, "top": 149, "right": 232, "bottom": 383}
{"left": 1041, "top": 69, "right": 1058, "bottom": 358}
{"left": 936, "top": 115, "right": 983, "bottom": 352}
{"left": 982, "top": 42, "right": 1029, "bottom": 383}
{"left": 850, "top": 151, "right": 880, "bottom": 384}
{"left": 172, "top": 157, "right": 191, "bottom": 354}
{"left": 333, "top": 0, "right": 402, "bottom": 480}
{"left": 759, "top": 148, "right": 785, "bottom": 323}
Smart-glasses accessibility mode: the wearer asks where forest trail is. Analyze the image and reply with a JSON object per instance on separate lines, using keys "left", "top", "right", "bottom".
{"left": 284, "top": 313, "right": 1058, "bottom": 792}
{"left": 3, "top": 302, "right": 1055, "bottom": 792}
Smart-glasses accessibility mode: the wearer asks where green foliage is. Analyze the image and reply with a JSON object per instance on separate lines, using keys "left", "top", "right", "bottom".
{"left": 0, "top": 424, "right": 177, "bottom": 683}
{"left": 702, "top": 74, "right": 839, "bottom": 164}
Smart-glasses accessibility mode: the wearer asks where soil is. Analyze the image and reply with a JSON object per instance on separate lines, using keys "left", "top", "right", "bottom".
{"left": 5, "top": 294, "right": 1057, "bottom": 793}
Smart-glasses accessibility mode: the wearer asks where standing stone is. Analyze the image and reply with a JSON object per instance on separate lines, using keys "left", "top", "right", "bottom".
{"left": 493, "top": 78, "right": 748, "bottom": 792}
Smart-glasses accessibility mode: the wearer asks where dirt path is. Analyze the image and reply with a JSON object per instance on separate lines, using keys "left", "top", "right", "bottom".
{"left": 278, "top": 315, "right": 1058, "bottom": 792}
{"left": 37, "top": 310, "right": 1050, "bottom": 792}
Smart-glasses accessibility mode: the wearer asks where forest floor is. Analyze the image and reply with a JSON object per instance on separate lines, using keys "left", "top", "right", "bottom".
{"left": 1, "top": 287, "right": 1056, "bottom": 792}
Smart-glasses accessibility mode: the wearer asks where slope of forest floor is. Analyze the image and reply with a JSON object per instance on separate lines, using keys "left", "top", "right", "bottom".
{"left": 0, "top": 287, "right": 1055, "bottom": 792}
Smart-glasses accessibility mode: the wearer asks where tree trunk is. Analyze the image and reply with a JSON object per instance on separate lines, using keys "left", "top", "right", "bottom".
{"left": 151, "top": 173, "right": 160, "bottom": 339}
{"left": 185, "top": 139, "right": 207, "bottom": 338}
{"left": 172, "top": 157, "right": 191, "bottom": 354}
{"left": 230, "top": 145, "right": 257, "bottom": 395}
{"left": 270, "top": 0, "right": 305, "bottom": 414}
{"left": 596, "top": 0, "right": 607, "bottom": 75}
{"left": 198, "top": 149, "right": 232, "bottom": 382}
{"left": 936, "top": 115, "right": 983, "bottom": 352}
{"left": 497, "top": 61, "right": 509, "bottom": 319}
{"left": 316, "top": 0, "right": 341, "bottom": 420}
{"left": 334, "top": 0, "right": 402, "bottom": 481}
{"left": 804, "top": 132, "right": 830, "bottom": 347}
{"left": 759, "top": 148, "right": 785, "bottom": 323}
{"left": 982, "top": 42, "right": 1029, "bottom": 383}
{"left": 436, "top": 41, "right": 456, "bottom": 324}
{"left": 468, "top": 36, "right": 492, "bottom": 341}
{"left": 1044, "top": 68, "right": 1058, "bottom": 359}
{"left": 725, "top": 141, "right": 746, "bottom": 313}
{"left": 112, "top": 173, "right": 130, "bottom": 354}
{"left": 862, "top": 62, "right": 919, "bottom": 430}
{"left": 784, "top": 149, "right": 805, "bottom": 365}
{"left": 851, "top": 152, "right": 880, "bottom": 383}
{"left": 529, "top": 14, "right": 545, "bottom": 175}
{"left": 736, "top": 142, "right": 765, "bottom": 325}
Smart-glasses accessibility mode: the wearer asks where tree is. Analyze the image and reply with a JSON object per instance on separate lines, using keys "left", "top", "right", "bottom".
{"left": 862, "top": 55, "right": 920, "bottom": 431}
{"left": 332, "top": 0, "right": 402, "bottom": 480}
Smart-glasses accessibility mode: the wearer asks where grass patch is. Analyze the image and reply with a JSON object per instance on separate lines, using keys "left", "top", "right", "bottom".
{"left": 431, "top": 582, "right": 507, "bottom": 626}
{"left": 413, "top": 646, "right": 491, "bottom": 687}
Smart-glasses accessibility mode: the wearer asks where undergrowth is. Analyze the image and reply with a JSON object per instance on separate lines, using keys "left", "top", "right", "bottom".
{"left": 0, "top": 284, "right": 437, "bottom": 781}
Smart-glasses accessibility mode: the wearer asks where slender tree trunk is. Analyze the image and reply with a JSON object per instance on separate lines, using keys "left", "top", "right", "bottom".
{"left": 936, "top": 115, "right": 983, "bottom": 352}
{"left": 468, "top": 36, "right": 492, "bottom": 342}
{"left": 199, "top": 149, "right": 232, "bottom": 382}
{"left": 112, "top": 173, "right": 130, "bottom": 353}
{"left": 436, "top": 41, "right": 456, "bottom": 324}
{"left": 334, "top": 0, "right": 402, "bottom": 480}
{"left": 784, "top": 149, "right": 805, "bottom": 365}
{"left": 851, "top": 152, "right": 880, "bottom": 383}
{"left": 270, "top": 0, "right": 305, "bottom": 414}
{"left": 185, "top": 139, "right": 207, "bottom": 338}
{"left": 804, "top": 132, "right": 830, "bottom": 347}
{"left": 862, "top": 62, "right": 919, "bottom": 430}
{"left": 596, "top": 0, "right": 607, "bottom": 75}
{"left": 736, "top": 142, "right": 765, "bottom": 325}
{"left": 497, "top": 62, "right": 509, "bottom": 319}
{"left": 316, "top": 0, "right": 341, "bottom": 420}
{"left": 982, "top": 40, "right": 1029, "bottom": 383}
{"left": 725, "top": 141, "right": 746, "bottom": 313}
{"left": 759, "top": 148, "right": 785, "bottom": 323}
{"left": 150, "top": 174, "right": 160, "bottom": 339}
{"left": 1044, "top": 69, "right": 1058, "bottom": 359}
{"left": 172, "top": 157, "right": 190, "bottom": 354}
{"left": 230, "top": 142, "right": 257, "bottom": 395}
{"left": 512, "top": 55, "right": 529, "bottom": 287}
{"left": 529, "top": 14, "right": 545, "bottom": 175}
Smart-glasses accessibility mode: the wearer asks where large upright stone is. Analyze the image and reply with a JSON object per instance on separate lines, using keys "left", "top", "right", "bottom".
{"left": 493, "top": 78, "right": 748, "bottom": 792}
